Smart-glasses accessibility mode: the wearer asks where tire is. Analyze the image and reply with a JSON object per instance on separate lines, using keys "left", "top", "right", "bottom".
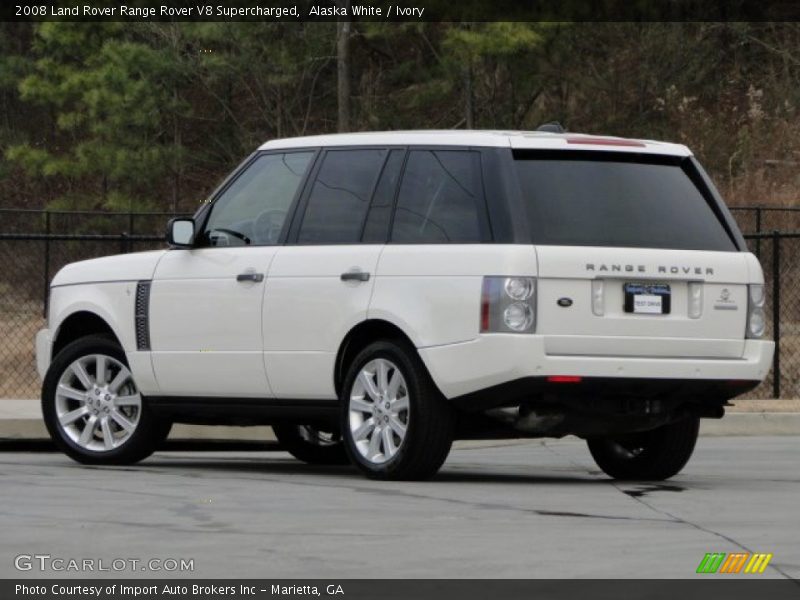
{"left": 340, "top": 340, "right": 454, "bottom": 480}
{"left": 587, "top": 416, "right": 700, "bottom": 481}
{"left": 272, "top": 424, "right": 349, "bottom": 465}
{"left": 42, "top": 334, "right": 171, "bottom": 465}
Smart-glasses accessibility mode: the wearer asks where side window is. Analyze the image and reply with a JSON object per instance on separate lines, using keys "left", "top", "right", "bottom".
{"left": 362, "top": 149, "right": 405, "bottom": 243}
{"left": 203, "top": 152, "right": 313, "bottom": 247}
{"left": 296, "top": 149, "right": 387, "bottom": 244}
{"left": 391, "top": 150, "right": 487, "bottom": 244}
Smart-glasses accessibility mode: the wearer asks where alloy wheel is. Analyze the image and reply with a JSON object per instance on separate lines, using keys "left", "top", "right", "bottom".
{"left": 54, "top": 354, "right": 141, "bottom": 452}
{"left": 348, "top": 358, "right": 409, "bottom": 464}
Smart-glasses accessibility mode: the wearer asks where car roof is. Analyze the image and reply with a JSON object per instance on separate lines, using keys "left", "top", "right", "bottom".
{"left": 258, "top": 130, "right": 692, "bottom": 157}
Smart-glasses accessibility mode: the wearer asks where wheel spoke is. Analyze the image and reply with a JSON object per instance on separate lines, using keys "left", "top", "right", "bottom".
{"left": 358, "top": 371, "right": 380, "bottom": 401}
{"left": 391, "top": 394, "right": 409, "bottom": 413}
{"left": 381, "top": 426, "right": 396, "bottom": 458}
{"left": 101, "top": 418, "right": 114, "bottom": 450}
{"left": 71, "top": 361, "right": 94, "bottom": 390}
{"left": 114, "top": 393, "right": 141, "bottom": 408}
{"left": 108, "top": 369, "right": 129, "bottom": 393}
{"left": 78, "top": 415, "right": 98, "bottom": 445}
{"left": 349, "top": 395, "right": 373, "bottom": 413}
{"left": 59, "top": 406, "right": 89, "bottom": 426}
{"left": 387, "top": 369, "right": 402, "bottom": 400}
{"left": 367, "top": 426, "right": 382, "bottom": 459}
{"left": 352, "top": 418, "right": 375, "bottom": 441}
{"left": 377, "top": 360, "right": 390, "bottom": 394}
{"left": 110, "top": 410, "right": 135, "bottom": 433}
{"left": 95, "top": 355, "right": 107, "bottom": 386}
{"left": 387, "top": 415, "right": 407, "bottom": 438}
{"left": 56, "top": 383, "right": 86, "bottom": 402}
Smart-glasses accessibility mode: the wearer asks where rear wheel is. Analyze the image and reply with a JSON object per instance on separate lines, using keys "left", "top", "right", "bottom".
{"left": 42, "top": 335, "right": 171, "bottom": 465}
{"left": 272, "top": 424, "right": 349, "bottom": 465}
{"left": 587, "top": 416, "right": 700, "bottom": 481}
{"left": 341, "top": 340, "right": 454, "bottom": 480}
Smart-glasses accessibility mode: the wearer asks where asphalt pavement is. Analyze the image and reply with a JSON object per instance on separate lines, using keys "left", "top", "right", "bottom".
{"left": 1, "top": 436, "right": 798, "bottom": 580}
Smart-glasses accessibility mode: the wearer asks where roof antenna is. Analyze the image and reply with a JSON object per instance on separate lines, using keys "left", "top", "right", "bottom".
{"left": 536, "top": 121, "right": 565, "bottom": 133}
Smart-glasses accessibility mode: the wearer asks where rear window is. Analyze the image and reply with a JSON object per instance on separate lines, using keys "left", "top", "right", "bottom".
{"left": 514, "top": 152, "right": 737, "bottom": 251}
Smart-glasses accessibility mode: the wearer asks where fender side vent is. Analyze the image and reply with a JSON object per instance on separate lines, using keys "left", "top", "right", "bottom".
{"left": 135, "top": 281, "right": 152, "bottom": 351}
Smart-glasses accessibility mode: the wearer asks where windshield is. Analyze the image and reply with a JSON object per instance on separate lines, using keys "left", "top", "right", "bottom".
{"left": 513, "top": 152, "right": 737, "bottom": 251}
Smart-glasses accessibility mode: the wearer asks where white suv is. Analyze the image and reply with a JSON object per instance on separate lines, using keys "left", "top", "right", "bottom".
{"left": 36, "top": 130, "right": 774, "bottom": 481}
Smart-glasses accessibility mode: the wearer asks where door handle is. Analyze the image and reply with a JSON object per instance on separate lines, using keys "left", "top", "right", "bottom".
{"left": 340, "top": 271, "right": 370, "bottom": 282}
{"left": 236, "top": 272, "right": 264, "bottom": 283}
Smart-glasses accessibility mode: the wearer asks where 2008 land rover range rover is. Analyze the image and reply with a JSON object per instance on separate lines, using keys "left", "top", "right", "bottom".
{"left": 36, "top": 130, "right": 774, "bottom": 481}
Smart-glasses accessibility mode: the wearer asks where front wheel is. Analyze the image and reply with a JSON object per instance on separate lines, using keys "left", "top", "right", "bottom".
{"left": 42, "top": 335, "right": 171, "bottom": 465}
{"left": 340, "top": 340, "right": 455, "bottom": 480}
{"left": 587, "top": 417, "right": 700, "bottom": 481}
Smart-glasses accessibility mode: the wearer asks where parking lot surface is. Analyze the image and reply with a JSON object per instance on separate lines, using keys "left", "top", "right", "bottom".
{"left": 1, "top": 436, "right": 798, "bottom": 579}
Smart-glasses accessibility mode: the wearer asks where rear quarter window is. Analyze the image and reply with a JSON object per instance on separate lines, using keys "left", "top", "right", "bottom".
{"left": 391, "top": 150, "right": 489, "bottom": 244}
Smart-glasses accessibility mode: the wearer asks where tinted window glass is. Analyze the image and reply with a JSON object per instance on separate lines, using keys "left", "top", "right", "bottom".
{"left": 362, "top": 149, "right": 405, "bottom": 243}
{"left": 204, "top": 152, "right": 313, "bottom": 247}
{"left": 392, "top": 150, "right": 485, "bottom": 244}
{"left": 297, "top": 149, "right": 387, "bottom": 244}
{"left": 514, "top": 154, "right": 736, "bottom": 251}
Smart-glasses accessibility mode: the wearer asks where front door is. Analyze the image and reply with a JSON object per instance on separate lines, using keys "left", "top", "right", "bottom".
{"left": 149, "top": 150, "right": 316, "bottom": 397}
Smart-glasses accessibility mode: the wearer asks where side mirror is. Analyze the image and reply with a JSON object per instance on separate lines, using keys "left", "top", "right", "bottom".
{"left": 167, "top": 218, "right": 195, "bottom": 248}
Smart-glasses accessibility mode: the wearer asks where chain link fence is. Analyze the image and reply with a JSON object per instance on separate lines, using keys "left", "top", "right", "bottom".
{"left": 0, "top": 210, "right": 174, "bottom": 399}
{"left": 742, "top": 232, "right": 800, "bottom": 399}
{"left": 729, "top": 206, "right": 800, "bottom": 237}
{"left": 0, "top": 208, "right": 798, "bottom": 400}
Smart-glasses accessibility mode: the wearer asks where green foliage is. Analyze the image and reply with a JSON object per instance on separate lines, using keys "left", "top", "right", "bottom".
{"left": 2, "top": 22, "right": 800, "bottom": 209}
{"left": 443, "top": 22, "right": 544, "bottom": 58}
{"left": 7, "top": 22, "right": 190, "bottom": 210}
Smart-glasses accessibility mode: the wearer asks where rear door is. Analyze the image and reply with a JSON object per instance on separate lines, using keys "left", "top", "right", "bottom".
{"left": 370, "top": 148, "right": 497, "bottom": 348}
{"left": 261, "top": 147, "right": 402, "bottom": 399}
{"left": 512, "top": 150, "right": 749, "bottom": 359}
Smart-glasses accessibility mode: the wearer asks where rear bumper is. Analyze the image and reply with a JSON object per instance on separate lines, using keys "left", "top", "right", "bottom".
{"left": 418, "top": 335, "right": 774, "bottom": 400}
{"left": 35, "top": 328, "right": 53, "bottom": 380}
{"left": 450, "top": 376, "right": 761, "bottom": 413}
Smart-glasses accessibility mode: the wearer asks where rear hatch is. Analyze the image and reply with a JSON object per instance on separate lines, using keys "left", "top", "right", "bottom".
{"left": 512, "top": 148, "right": 748, "bottom": 359}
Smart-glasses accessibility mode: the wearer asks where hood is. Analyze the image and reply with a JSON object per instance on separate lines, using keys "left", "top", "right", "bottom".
{"left": 51, "top": 250, "right": 168, "bottom": 287}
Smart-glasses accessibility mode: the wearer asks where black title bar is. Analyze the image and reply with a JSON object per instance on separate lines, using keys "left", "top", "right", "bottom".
{"left": 4, "top": 0, "right": 800, "bottom": 22}
{"left": 5, "top": 580, "right": 800, "bottom": 600}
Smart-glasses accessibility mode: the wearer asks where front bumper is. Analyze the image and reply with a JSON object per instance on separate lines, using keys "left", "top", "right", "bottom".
{"left": 35, "top": 328, "right": 53, "bottom": 380}
{"left": 419, "top": 335, "right": 775, "bottom": 400}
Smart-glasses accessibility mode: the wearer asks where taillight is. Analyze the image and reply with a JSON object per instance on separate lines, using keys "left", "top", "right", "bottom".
{"left": 547, "top": 376, "right": 582, "bottom": 383}
{"left": 480, "top": 277, "right": 536, "bottom": 333}
{"left": 566, "top": 137, "right": 646, "bottom": 147}
{"left": 747, "top": 284, "right": 766, "bottom": 338}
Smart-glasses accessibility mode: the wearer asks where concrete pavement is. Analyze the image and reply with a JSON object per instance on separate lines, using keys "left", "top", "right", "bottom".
{"left": 0, "top": 436, "right": 798, "bottom": 579}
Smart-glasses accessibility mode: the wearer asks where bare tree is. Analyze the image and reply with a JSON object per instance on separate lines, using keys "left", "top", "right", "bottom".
{"left": 336, "top": 1, "right": 352, "bottom": 132}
